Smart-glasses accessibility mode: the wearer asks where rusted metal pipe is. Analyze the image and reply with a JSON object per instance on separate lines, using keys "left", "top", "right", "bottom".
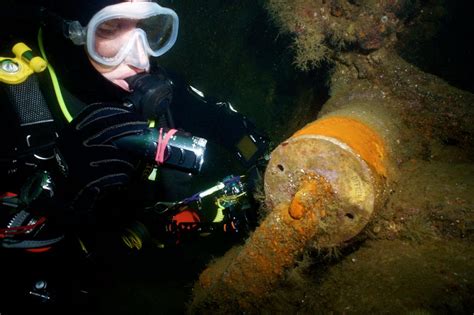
{"left": 265, "top": 114, "right": 391, "bottom": 247}
{"left": 191, "top": 111, "right": 394, "bottom": 311}
{"left": 198, "top": 174, "right": 334, "bottom": 299}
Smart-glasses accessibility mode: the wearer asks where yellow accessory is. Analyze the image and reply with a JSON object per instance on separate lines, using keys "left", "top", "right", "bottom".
{"left": 0, "top": 42, "right": 47, "bottom": 85}
{"left": 38, "top": 28, "right": 73, "bottom": 123}
{"left": 78, "top": 238, "right": 89, "bottom": 254}
{"left": 212, "top": 191, "right": 246, "bottom": 223}
{"left": 122, "top": 228, "right": 144, "bottom": 250}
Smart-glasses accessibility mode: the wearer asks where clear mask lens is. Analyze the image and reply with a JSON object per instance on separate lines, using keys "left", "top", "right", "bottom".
{"left": 86, "top": 2, "right": 179, "bottom": 67}
{"left": 95, "top": 18, "right": 139, "bottom": 59}
{"left": 138, "top": 14, "right": 174, "bottom": 51}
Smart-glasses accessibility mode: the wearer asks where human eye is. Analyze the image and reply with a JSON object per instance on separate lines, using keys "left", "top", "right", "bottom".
{"left": 96, "top": 20, "right": 121, "bottom": 39}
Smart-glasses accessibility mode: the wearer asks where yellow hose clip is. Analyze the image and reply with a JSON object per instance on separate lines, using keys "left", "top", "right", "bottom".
{"left": 0, "top": 42, "right": 47, "bottom": 84}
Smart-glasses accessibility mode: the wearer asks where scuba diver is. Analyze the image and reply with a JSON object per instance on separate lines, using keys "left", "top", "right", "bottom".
{"left": 0, "top": 0, "right": 268, "bottom": 311}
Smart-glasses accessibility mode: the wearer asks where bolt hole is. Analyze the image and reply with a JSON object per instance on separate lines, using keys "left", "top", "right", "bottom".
{"left": 345, "top": 213, "right": 355, "bottom": 220}
{"left": 277, "top": 164, "right": 285, "bottom": 172}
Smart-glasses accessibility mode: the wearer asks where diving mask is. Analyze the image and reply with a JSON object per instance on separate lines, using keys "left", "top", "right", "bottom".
{"left": 67, "top": 1, "right": 179, "bottom": 67}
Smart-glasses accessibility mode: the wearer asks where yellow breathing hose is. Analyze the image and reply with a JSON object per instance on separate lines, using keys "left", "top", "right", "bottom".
{"left": 37, "top": 28, "right": 73, "bottom": 123}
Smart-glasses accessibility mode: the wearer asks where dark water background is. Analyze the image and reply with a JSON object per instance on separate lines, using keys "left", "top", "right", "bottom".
{"left": 398, "top": 0, "right": 474, "bottom": 94}
{"left": 158, "top": 0, "right": 329, "bottom": 143}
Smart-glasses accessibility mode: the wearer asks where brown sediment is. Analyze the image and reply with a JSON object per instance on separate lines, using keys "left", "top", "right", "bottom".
{"left": 265, "top": 0, "right": 412, "bottom": 69}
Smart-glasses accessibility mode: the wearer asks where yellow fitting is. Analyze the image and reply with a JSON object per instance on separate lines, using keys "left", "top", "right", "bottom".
{"left": 1, "top": 42, "right": 47, "bottom": 84}
{"left": 29, "top": 56, "right": 47, "bottom": 73}
{"left": 12, "top": 42, "right": 31, "bottom": 57}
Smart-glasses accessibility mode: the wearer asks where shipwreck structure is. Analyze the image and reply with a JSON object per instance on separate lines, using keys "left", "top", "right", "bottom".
{"left": 189, "top": 1, "right": 474, "bottom": 313}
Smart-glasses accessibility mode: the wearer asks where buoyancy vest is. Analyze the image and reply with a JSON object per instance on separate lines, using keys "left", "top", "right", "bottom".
{"left": 0, "top": 40, "right": 79, "bottom": 191}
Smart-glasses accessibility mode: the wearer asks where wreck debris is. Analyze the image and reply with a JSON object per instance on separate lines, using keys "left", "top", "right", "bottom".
{"left": 189, "top": 0, "right": 474, "bottom": 312}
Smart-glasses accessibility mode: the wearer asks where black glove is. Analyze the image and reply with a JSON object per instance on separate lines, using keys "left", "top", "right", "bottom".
{"left": 53, "top": 104, "right": 149, "bottom": 224}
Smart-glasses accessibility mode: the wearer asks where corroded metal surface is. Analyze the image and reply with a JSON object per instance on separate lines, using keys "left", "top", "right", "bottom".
{"left": 191, "top": 115, "right": 390, "bottom": 312}
{"left": 188, "top": 1, "right": 474, "bottom": 310}
{"left": 265, "top": 134, "right": 376, "bottom": 246}
{"left": 196, "top": 174, "right": 335, "bottom": 307}
{"left": 292, "top": 116, "right": 388, "bottom": 177}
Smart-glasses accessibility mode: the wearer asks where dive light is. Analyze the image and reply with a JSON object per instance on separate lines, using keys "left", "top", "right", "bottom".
{"left": 113, "top": 128, "right": 207, "bottom": 174}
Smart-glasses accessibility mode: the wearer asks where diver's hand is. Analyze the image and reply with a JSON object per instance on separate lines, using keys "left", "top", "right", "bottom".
{"left": 53, "top": 104, "right": 148, "bottom": 224}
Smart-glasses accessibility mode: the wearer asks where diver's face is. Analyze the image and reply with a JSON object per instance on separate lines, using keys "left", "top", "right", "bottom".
{"left": 89, "top": 0, "right": 151, "bottom": 91}
{"left": 94, "top": 19, "right": 138, "bottom": 59}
